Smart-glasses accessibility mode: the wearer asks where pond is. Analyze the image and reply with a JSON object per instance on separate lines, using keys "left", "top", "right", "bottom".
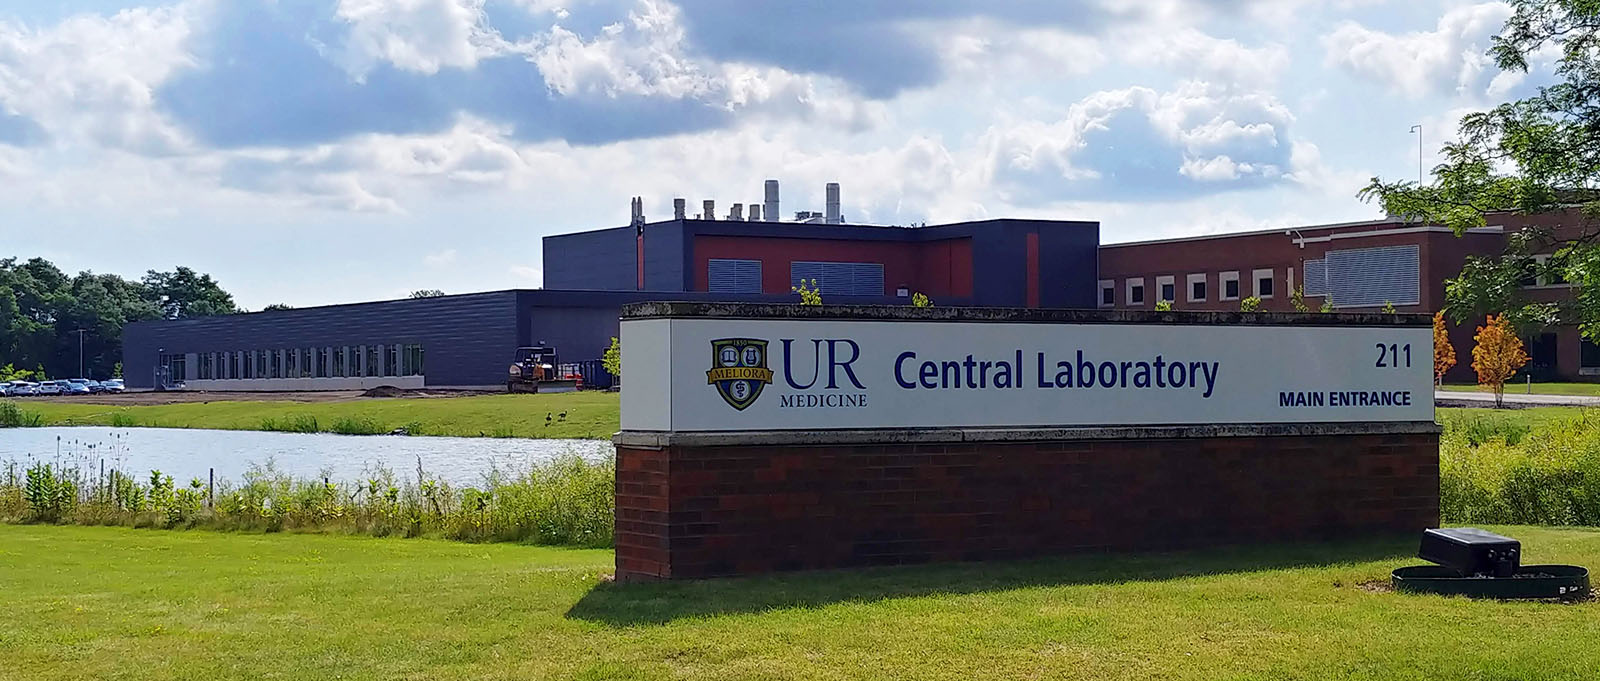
{"left": 0, "top": 427, "right": 615, "bottom": 488}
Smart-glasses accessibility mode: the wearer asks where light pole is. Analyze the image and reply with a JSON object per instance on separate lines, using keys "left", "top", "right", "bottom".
{"left": 73, "top": 328, "right": 88, "bottom": 378}
{"left": 1409, "top": 124, "right": 1423, "bottom": 184}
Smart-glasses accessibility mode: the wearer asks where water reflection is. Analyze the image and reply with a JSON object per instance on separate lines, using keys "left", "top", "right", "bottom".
{"left": 0, "top": 427, "right": 614, "bottom": 487}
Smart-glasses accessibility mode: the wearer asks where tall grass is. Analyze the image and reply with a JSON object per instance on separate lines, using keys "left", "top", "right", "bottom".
{"left": 1442, "top": 415, "right": 1600, "bottom": 525}
{"left": 0, "top": 454, "right": 614, "bottom": 547}
{"left": 259, "top": 414, "right": 319, "bottom": 433}
{"left": 0, "top": 401, "right": 43, "bottom": 428}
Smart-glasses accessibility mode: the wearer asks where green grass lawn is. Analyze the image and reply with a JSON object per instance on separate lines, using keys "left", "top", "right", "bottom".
{"left": 2, "top": 525, "right": 1597, "bottom": 680}
{"left": 1441, "top": 382, "right": 1600, "bottom": 396}
{"left": 15, "top": 392, "right": 621, "bottom": 439}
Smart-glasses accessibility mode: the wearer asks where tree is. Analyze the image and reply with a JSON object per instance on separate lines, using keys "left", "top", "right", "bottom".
{"left": 1433, "top": 311, "right": 1457, "bottom": 384}
{"left": 792, "top": 279, "right": 822, "bottom": 306}
{"left": 1239, "top": 296, "right": 1261, "bottom": 312}
{"left": 142, "top": 267, "right": 238, "bottom": 319}
{"left": 410, "top": 290, "right": 446, "bottom": 299}
{"left": 0, "top": 258, "right": 230, "bottom": 379}
{"left": 1358, "top": 1, "right": 1600, "bottom": 339}
{"left": 602, "top": 336, "right": 621, "bottom": 379}
{"left": 911, "top": 292, "right": 933, "bottom": 308}
{"left": 1154, "top": 299, "right": 1173, "bottom": 311}
{"left": 262, "top": 304, "right": 295, "bottom": 311}
{"left": 1472, "top": 314, "right": 1530, "bottom": 408}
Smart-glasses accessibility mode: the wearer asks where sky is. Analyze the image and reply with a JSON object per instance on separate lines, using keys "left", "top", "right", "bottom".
{"left": 0, "top": 0, "right": 1555, "bottom": 309}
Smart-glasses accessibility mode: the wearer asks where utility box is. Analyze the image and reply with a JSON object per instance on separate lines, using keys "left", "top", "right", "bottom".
{"left": 1419, "top": 527, "right": 1521, "bottom": 577}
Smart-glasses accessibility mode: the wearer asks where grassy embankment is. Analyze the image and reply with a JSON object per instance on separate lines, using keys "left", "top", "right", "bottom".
{"left": 2, "top": 524, "right": 1598, "bottom": 681}
{"left": 10, "top": 391, "right": 620, "bottom": 439}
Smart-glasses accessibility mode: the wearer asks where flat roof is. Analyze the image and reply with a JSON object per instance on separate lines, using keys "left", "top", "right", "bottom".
{"left": 1097, "top": 218, "right": 1406, "bottom": 249}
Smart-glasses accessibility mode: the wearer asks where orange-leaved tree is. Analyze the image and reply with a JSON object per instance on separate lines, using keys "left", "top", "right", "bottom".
{"left": 1471, "top": 314, "right": 1528, "bottom": 408}
{"left": 1432, "top": 311, "right": 1455, "bottom": 385}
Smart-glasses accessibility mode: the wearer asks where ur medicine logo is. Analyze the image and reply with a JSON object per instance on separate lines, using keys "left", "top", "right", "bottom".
{"left": 707, "top": 338, "right": 775, "bottom": 410}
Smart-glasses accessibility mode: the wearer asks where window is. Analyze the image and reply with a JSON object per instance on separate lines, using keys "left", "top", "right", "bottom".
{"left": 1221, "top": 271, "right": 1240, "bottom": 300}
{"left": 367, "top": 345, "right": 381, "bottom": 377}
{"left": 161, "top": 354, "right": 187, "bottom": 382}
{"left": 1253, "top": 268, "right": 1275, "bottom": 299}
{"left": 1156, "top": 275, "right": 1175, "bottom": 303}
{"left": 1326, "top": 245, "right": 1419, "bottom": 307}
{"left": 403, "top": 344, "right": 425, "bottom": 376}
{"left": 708, "top": 258, "right": 763, "bottom": 294}
{"left": 385, "top": 345, "right": 399, "bottom": 377}
{"left": 1583, "top": 340, "right": 1600, "bottom": 376}
{"left": 790, "top": 261, "right": 885, "bottom": 297}
{"left": 198, "top": 353, "right": 212, "bottom": 380}
{"left": 242, "top": 351, "right": 254, "bottom": 380}
{"left": 1098, "top": 279, "right": 1115, "bottom": 308}
{"left": 255, "top": 351, "right": 267, "bottom": 379}
{"left": 1187, "top": 274, "right": 1206, "bottom": 302}
{"left": 333, "top": 348, "right": 345, "bottom": 378}
{"left": 1126, "top": 278, "right": 1145, "bottom": 306}
{"left": 1303, "top": 259, "right": 1327, "bottom": 297}
{"left": 1525, "top": 254, "right": 1570, "bottom": 288}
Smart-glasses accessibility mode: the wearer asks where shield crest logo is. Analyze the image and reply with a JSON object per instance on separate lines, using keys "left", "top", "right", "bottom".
{"left": 706, "top": 338, "right": 775, "bottom": 411}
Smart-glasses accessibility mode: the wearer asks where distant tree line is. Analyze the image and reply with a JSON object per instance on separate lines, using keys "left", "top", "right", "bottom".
{"left": 0, "top": 257, "right": 238, "bottom": 380}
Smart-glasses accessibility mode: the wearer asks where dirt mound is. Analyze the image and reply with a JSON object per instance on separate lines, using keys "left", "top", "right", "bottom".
{"left": 360, "top": 385, "right": 408, "bottom": 398}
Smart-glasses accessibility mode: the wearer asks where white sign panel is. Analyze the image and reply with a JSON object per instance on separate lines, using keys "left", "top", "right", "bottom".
{"left": 621, "top": 318, "right": 1434, "bottom": 432}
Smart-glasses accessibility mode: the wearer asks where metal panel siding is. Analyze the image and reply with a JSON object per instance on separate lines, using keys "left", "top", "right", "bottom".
{"left": 1304, "top": 259, "right": 1328, "bottom": 297}
{"left": 643, "top": 221, "right": 687, "bottom": 291}
{"left": 122, "top": 292, "right": 519, "bottom": 389}
{"left": 543, "top": 226, "right": 637, "bottom": 290}
{"left": 790, "top": 261, "right": 884, "bottom": 297}
{"left": 1327, "top": 245, "right": 1419, "bottom": 307}
{"left": 707, "top": 259, "right": 762, "bottom": 293}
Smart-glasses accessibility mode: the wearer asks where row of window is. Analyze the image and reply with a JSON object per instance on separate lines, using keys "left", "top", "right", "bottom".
{"left": 708, "top": 259, "right": 887, "bottom": 297}
{"left": 1101, "top": 269, "right": 1274, "bottom": 307}
{"left": 174, "top": 344, "right": 425, "bottom": 382}
{"left": 1103, "top": 245, "right": 1424, "bottom": 309}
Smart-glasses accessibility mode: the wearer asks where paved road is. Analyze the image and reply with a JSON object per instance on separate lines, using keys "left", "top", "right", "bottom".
{"left": 1435, "top": 390, "right": 1600, "bottom": 407}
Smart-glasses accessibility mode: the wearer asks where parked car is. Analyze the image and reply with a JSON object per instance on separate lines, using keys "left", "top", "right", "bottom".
{"left": 34, "top": 381, "right": 64, "bottom": 396}
{"left": 102, "top": 379, "right": 125, "bottom": 393}
{"left": 9, "top": 381, "right": 38, "bottom": 396}
{"left": 62, "top": 380, "right": 92, "bottom": 396}
{"left": 0, "top": 382, "right": 10, "bottom": 397}
{"left": 85, "top": 380, "right": 105, "bottom": 393}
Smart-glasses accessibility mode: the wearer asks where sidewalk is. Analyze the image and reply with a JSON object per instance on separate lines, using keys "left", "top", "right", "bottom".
{"left": 1435, "top": 390, "right": 1600, "bottom": 407}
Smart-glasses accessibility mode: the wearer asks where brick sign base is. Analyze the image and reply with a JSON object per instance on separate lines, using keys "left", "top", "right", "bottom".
{"left": 613, "top": 425, "right": 1440, "bottom": 581}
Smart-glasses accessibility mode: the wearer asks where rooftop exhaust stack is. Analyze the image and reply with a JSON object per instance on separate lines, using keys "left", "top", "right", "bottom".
{"left": 673, "top": 198, "right": 686, "bottom": 220}
{"left": 763, "top": 180, "right": 780, "bottom": 223}
{"left": 749, "top": 204, "right": 762, "bottom": 221}
{"left": 703, "top": 199, "right": 715, "bottom": 221}
{"left": 729, "top": 203, "right": 744, "bottom": 221}
{"left": 630, "top": 196, "right": 645, "bottom": 227}
{"left": 825, "top": 182, "right": 841, "bottom": 224}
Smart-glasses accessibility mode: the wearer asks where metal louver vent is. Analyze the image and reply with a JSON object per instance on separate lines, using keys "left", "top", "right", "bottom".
{"left": 1327, "top": 245, "right": 1419, "bottom": 307}
{"left": 708, "top": 258, "right": 762, "bottom": 294}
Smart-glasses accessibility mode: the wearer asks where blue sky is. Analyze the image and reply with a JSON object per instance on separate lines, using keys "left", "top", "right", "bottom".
{"left": 0, "top": 0, "right": 1548, "bottom": 309}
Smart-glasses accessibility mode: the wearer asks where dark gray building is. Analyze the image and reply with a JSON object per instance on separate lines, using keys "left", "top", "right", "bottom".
{"left": 123, "top": 204, "right": 1101, "bottom": 391}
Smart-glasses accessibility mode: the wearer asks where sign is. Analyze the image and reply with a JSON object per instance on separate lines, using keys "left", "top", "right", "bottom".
{"left": 620, "top": 318, "right": 1434, "bottom": 432}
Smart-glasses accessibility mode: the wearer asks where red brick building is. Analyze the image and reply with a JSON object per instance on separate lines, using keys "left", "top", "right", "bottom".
{"left": 1097, "top": 211, "right": 1592, "bottom": 381}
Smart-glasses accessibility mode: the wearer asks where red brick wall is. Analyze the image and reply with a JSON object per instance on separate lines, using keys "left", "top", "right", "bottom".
{"left": 615, "top": 432, "right": 1440, "bottom": 580}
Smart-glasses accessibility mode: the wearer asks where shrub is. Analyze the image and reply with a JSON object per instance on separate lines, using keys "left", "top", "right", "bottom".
{"left": 0, "top": 452, "right": 615, "bottom": 547}
{"left": 0, "top": 401, "right": 42, "bottom": 428}
{"left": 260, "top": 414, "right": 319, "bottom": 433}
{"left": 328, "top": 417, "right": 386, "bottom": 436}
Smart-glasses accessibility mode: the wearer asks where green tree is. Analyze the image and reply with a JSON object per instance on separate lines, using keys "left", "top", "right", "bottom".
{"left": 262, "top": 303, "right": 295, "bottom": 311}
{"left": 142, "top": 266, "right": 238, "bottom": 319}
{"left": 1154, "top": 300, "right": 1173, "bottom": 311}
{"left": 911, "top": 292, "right": 933, "bottom": 308}
{"left": 602, "top": 336, "right": 621, "bottom": 379}
{"left": 1358, "top": 1, "right": 1600, "bottom": 339}
{"left": 1240, "top": 296, "right": 1262, "bottom": 312}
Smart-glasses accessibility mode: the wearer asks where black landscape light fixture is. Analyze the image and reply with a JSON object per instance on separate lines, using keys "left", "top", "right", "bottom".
{"left": 1392, "top": 528, "right": 1590, "bottom": 599}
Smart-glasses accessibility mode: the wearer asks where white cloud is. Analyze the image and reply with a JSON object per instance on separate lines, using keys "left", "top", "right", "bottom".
{"left": 509, "top": 264, "right": 543, "bottom": 283}
{"left": 0, "top": 4, "right": 197, "bottom": 152}
{"left": 335, "top": 0, "right": 503, "bottom": 77}
{"left": 1321, "top": 2, "right": 1512, "bottom": 98}
{"left": 1124, "top": 28, "right": 1289, "bottom": 86}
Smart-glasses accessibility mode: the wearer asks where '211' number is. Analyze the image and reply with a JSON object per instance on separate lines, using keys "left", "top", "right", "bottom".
{"left": 1375, "top": 343, "right": 1411, "bottom": 368}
